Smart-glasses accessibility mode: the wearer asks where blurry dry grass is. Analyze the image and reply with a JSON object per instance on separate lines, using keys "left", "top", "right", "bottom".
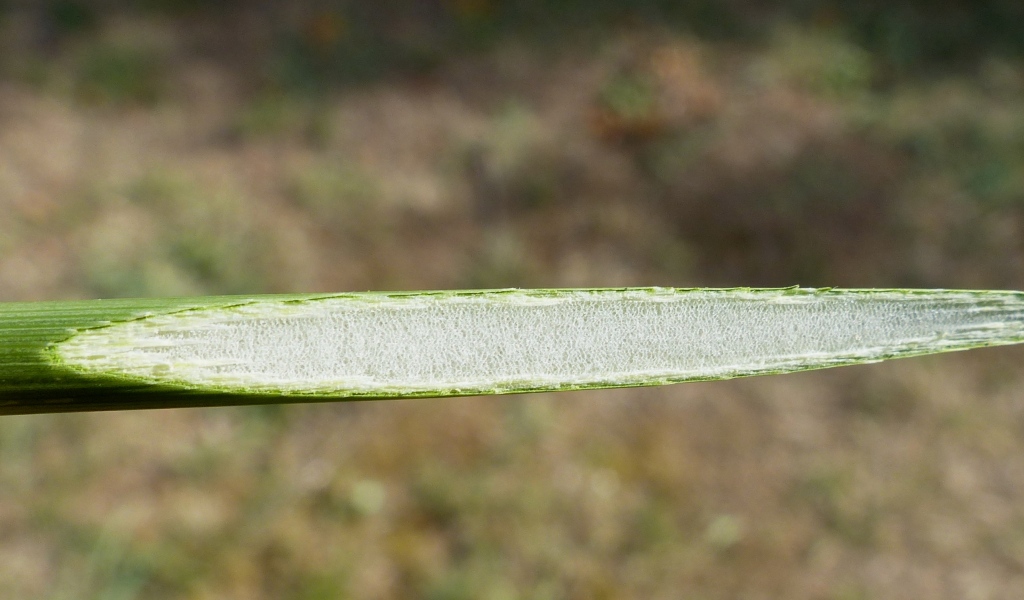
{"left": 2, "top": 4, "right": 1024, "bottom": 599}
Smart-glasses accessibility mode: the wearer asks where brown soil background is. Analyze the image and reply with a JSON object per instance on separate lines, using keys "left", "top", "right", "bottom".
{"left": 2, "top": 2, "right": 1024, "bottom": 598}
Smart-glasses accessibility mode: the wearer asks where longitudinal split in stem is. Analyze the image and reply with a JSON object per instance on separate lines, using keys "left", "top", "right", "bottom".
{"left": 3, "top": 287, "right": 1024, "bottom": 413}
{"left": 53, "top": 288, "right": 1024, "bottom": 396}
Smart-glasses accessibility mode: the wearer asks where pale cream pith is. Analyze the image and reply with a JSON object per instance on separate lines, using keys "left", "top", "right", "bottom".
{"left": 55, "top": 290, "right": 1024, "bottom": 394}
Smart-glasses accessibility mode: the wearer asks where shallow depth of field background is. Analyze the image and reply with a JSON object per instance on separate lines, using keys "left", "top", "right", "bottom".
{"left": 2, "top": 1, "right": 1024, "bottom": 598}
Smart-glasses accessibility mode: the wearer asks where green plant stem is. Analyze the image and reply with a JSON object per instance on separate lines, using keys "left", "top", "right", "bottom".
{"left": 2, "top": 288, "right": 1024, "bottom": 415}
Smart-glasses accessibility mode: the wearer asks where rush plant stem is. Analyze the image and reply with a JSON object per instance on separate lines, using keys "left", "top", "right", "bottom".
{"left": 2, "top": 287, "right": 1024, "bottom": 415}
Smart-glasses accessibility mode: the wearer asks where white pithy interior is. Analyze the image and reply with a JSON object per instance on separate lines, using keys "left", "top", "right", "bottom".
{"left": 56, "top": 290, "right": 1024, "bottom": 394}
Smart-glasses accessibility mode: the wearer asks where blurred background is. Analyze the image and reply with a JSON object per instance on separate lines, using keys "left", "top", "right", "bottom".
{"left": 2, "top": 0, "right": 1024, "bottom": 598}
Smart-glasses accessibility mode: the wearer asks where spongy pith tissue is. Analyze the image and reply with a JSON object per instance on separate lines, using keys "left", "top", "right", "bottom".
{"left": 56, "top": 289, "right": 1024, "bottom": 394}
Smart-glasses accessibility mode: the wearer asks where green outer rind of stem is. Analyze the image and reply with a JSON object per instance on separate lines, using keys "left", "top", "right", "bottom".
{"left": 0, "top": 294, "right": 335, "bottom": 414}
{"left": 2, "top": 287, "right": 1023, "bottom": 415}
